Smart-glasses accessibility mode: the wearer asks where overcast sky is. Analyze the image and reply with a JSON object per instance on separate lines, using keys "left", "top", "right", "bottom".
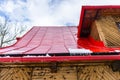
{"left": 0, "top": 0, "right": 120, "bottom": 27}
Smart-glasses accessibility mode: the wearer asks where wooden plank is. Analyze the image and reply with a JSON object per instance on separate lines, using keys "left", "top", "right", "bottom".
{"left": 90, "top": 22, "right": 100, "bottom": 41}
{"left": 0, "top": 65, "right": 120, "bottom": 80}
{"left": 91, "top": 15, "right": 120, "bottom": 47}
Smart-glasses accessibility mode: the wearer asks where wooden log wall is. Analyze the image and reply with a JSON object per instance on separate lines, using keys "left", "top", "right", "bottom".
{"left": 91, "top": 16, "right": 120, "bottom": 47}
{"left": 0, "top": 65, "right": 120, "bottom": 80}
{"left": 0, "top": 68, "right": 32, "bottom": 80}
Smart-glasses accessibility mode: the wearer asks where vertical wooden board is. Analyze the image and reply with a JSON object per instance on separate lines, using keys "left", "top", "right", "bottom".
{"left": 90, "top": 22, "right": 101, "bottom": 41}
{"left": 95, "top": 20, "right": 107, "bottom": 45}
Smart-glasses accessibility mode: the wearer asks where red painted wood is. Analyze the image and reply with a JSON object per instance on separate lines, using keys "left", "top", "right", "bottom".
{"left": 0, "top": 55, "right": 120, "bottom": 62}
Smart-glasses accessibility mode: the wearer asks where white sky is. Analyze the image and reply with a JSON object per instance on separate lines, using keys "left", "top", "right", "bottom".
{"left": 0, "top": 0, "right": 120, "bottom": 27}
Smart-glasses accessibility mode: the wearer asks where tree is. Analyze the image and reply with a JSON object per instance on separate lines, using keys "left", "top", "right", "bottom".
{"left": 0, "top": 16, "right": 27, "bottom": 47}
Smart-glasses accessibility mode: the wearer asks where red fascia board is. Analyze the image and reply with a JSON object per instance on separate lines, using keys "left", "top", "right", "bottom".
{"left": 19, "top": 55, "right": 120, "bottom": 62}
{"left": 21, "top": 56, "right": 120, "bottom": 62}
{"left": 82, "top": 5, "right": 120, "bottom": 9}
{"left": 0, "top": 57, "right": 22, "bottom": 62}
{"left": 0, "top": 55, "right": 120, "bottom": 62}
{"left": 77, "top": 5, "right": 120, "bottom": 38}
{"left": 77, "top": 6, "right": 85, "bottom": 38}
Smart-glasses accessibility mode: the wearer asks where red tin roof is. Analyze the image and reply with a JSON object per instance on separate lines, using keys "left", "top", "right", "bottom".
{"left": 1, "top": 27, "right": 77, "bottom": 54}
{"left": 0, "top": 26, "right": 120, "bottom": 63}
{"left": 1, "top": 6, "right": 120, "bottom": 63}
{"left": 0, "top": 27, "right": 81, "bottom": 62}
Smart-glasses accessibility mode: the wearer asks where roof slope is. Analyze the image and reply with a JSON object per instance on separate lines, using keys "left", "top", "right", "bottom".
{"left": 0, "top": 27, "right": 77, "bottom": 55}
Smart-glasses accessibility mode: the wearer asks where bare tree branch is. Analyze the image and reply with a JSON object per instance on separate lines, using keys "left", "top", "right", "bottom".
{"left": 3, "top": 39, "right": 16, "bottom": 44}
{"left": 0, "top": 16, "right": 26, "bottom": 47}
